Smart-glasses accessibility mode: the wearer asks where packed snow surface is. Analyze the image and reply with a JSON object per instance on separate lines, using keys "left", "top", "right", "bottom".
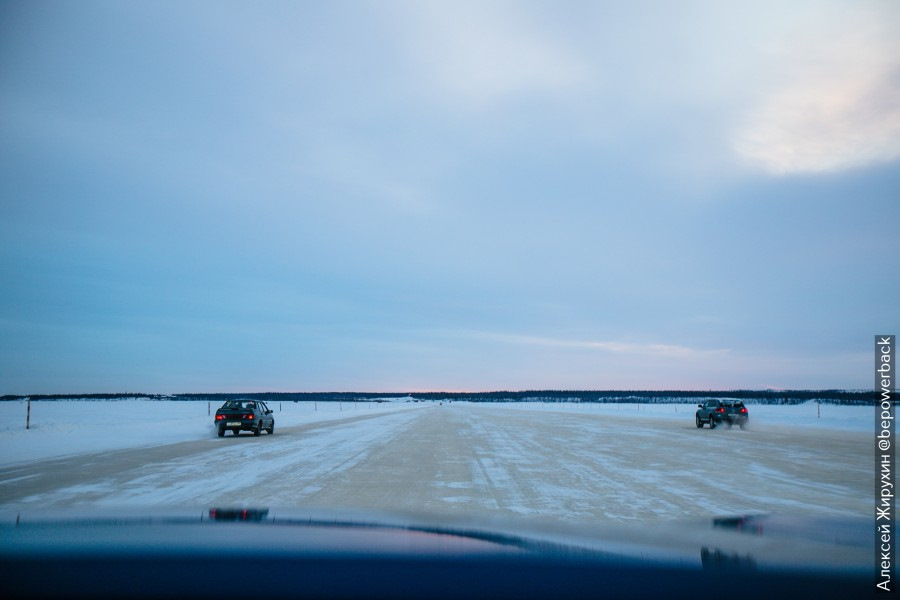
{"left": 0, "top": 399, "right": 875, "bottom": 524}
{"left": 0, "top": 398, "right": 419, "bottom": 465}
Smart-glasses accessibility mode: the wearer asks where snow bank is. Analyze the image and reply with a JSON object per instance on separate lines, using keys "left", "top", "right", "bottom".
{"left": 452, "top": 400, "right": 874, "bottom": 432}
{"left": 0, "top": 399, "right": 419, "bottom": 467}
{"left": 0, "top": 398, "right": 873, "bottom": 468}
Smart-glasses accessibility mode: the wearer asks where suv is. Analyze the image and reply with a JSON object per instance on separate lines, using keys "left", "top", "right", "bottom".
{"left": 214, "top": 400, "right": 275, "bottom": 437}
{"left": 695, "top": 399, "right": 748, "bottom": 429}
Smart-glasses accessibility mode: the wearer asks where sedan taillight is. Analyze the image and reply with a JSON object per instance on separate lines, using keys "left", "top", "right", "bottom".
{"left": 215, "top": 414, "right": 225, "bottom": 421}
{"left": 716, "top": 408, "right": 725, "bottom": 413}
{"left": 244, "top": 414, "right": 253, "bottom": 420}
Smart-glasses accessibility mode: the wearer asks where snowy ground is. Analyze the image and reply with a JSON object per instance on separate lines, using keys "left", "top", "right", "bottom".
{"left": 461, "top": 400, "right": 874, "bottom": 432}
{"left": 0, "top": 399, "right": 876, "bottom": 525}
{"left": 0, "top": 398, "right": 421, "bottom": 465}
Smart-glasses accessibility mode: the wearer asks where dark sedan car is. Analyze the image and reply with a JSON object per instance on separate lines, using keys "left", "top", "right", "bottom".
{"left": 214, "top": 400, "right": 275, "bottom": 437}
{"left": 695, "top": 399, "right": 749, "bottom": 429}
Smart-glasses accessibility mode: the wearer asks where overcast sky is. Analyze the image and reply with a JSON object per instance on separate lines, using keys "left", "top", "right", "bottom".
{"left": 1, "top": 0, "right": 898, "bottom": 394}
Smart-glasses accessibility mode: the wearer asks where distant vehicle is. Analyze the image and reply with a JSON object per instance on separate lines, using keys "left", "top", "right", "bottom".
{"left": 695, "top": 399, "right": 749, "bottom": 429}
{"left": 214, "top": 400, "right": 275, "bottom": 437}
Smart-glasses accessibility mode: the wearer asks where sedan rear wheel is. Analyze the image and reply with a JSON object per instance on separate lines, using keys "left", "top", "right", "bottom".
{"left": 695, "top": 415, "right": 703, "bottom": 428}
{"left": 709, "top": 417, "right": 717, "bottom": 429}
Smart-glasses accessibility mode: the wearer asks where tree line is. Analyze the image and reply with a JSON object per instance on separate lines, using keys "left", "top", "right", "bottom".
{"left": 0, "top": 389, "right": 882, "bottom": 405}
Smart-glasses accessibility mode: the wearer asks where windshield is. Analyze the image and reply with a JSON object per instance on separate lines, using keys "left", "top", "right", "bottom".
{"left": 0, "top": 0, "right": 894, "bottom": 588}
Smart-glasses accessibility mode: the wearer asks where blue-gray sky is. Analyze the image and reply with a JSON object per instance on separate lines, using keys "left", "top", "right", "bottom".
{"left": 1, "top": 0, "right": 898, "bottom": 394}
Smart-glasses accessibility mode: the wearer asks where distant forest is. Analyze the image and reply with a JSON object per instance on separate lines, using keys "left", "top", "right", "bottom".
{"left": 0, "top": 389, "right": 883, "bottom": 405}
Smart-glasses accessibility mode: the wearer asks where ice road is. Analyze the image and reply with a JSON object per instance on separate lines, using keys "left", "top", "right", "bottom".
{"left": 0, "top": 401, "right": 871, "bottom": 524}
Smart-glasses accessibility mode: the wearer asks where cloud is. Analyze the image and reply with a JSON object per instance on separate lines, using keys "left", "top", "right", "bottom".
{"left": 457, "top": 330, "right": 729, "bottom": 359}
{"left": 301, "top": 136, "right": 436, "bottom": 215}
{"left": 734, "top": 3, "right": 900, "bottom": 174}
{"left": 394, "top": 1, "right": 586, "bottom": 109}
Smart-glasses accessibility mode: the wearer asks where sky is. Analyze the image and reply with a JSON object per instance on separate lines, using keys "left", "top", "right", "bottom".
{"left": 1, "top": 0, "right": 898, "bottom": 394}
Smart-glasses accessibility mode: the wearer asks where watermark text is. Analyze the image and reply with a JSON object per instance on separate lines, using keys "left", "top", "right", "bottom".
{"left": 876, "top": 335, "right": 895, "bottom": 592}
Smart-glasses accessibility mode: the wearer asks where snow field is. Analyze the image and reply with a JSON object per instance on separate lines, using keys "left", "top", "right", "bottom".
{"left": 0, "top": 398, "right": 422, "bottom": 466}
{"left": 0, "top": 399, "right": 875, "bottom": 523}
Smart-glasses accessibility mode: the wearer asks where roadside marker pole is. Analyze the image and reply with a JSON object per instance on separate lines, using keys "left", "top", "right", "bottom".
{"left": 26, "top": 398, "right": 31, "bottom": 430}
